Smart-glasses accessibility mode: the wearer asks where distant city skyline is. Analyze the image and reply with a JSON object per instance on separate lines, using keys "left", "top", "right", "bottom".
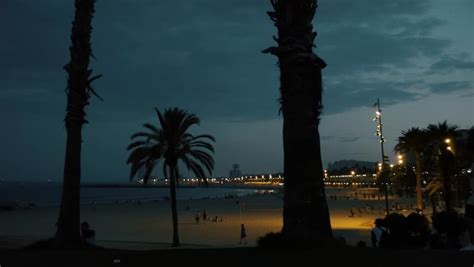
{"left": 1, "top": 0, "right": 473, "bottom": 181}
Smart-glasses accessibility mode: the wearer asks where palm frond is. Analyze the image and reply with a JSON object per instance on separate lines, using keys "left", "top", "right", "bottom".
{"left": 142, "top": 160, "right": 157, "bottom": 184}
{"left": 129, "top": 160, "right": 146, "bottom": 181}
{"left": 178, "top": 113, "right": 200, "bottom": 136}
{"left": 187, "top": 150, "right": 214, "bottom": 175}
{"left": 130, "top": 132, "right": 154, "bottom": 140}
{"left": 127, "top": 146, "right": 153, "bottom": 164}
{"left": 190, "top": 134, "right": 215, "bottom": 142}
{"left": 143, "top": 123, "right": 160, "bottom": 135}
{"left": 189, "top": 141, "right": 215, "bottom": 153}
{"left": 182, "top": 156, "right": 207, "bottom": 179}
{"left": 155, "top": 107, "right": 166, "bottom": 129}
{"left": 127, "top": 140, "right": 148, "bottom": 150}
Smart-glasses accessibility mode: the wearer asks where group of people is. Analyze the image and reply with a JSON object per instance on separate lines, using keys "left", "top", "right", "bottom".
{"left": 194, "top": 209, "right": 223, "bottom": 224}
{"left": 189, "top": 208, "right": 247, "bottom": 244}
{"left": 348, "top": 204, "right": 382, "bottom": 217}
{"left": 329, "top": 192, "right": 384, "bottom": 201}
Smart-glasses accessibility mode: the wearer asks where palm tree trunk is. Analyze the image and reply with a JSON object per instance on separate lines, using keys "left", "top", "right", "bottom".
{"left": 282, "top": 120, "right": 332, "bottom": 242}
{"left": 265, "top": 0, "right": 332, "bottom": 243}
{"left": 55, "top": 0, "right": 96, "bottom": 247}
{"left": 56, "top": 127, "right": 82, "bottom": 246}
{"left": 415, "top": 153, "right": 423, "bottom": 210}
{"left": 169, "top": 165, "right": 180, "bottom": 247}
{"left": 440, "top": 153, "right": 452, "bottom": 212}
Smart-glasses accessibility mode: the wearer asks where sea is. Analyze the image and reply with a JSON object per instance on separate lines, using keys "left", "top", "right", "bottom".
{"left": 0, "top": 181, "right": 267, "bottom": 207}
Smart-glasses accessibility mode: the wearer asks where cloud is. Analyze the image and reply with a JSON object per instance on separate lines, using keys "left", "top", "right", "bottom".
{"left": 1, "top": 0, "right": 473, "bottom": 180}
{"left": 323, "top": 80, "right": 424, "bottom": 114}
{"left": 426, "top": 54, "right": 474, "bottom": 75}
{"left": 429, "top": 81, "right": 473, "bottom": 94}
{"left": 0, "top": 0, "right": 467, "bottom": 123}
{"left": 321, "top": 135, "right": 335, "bottom": 140}
{"left": 338, "top": 136, "right": 360, "bottom": 143}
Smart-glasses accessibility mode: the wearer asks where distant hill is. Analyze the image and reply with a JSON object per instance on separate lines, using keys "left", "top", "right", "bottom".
{"left": 327, "top": 160, "right": 377, "bottom": 171}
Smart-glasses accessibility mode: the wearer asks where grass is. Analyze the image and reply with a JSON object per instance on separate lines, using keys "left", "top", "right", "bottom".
{"left": 1, "top": 246, "right": 473, "bottom": 267}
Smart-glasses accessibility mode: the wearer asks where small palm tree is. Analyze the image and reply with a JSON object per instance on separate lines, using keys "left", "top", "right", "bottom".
{"left": 127, "top": 107, "right": 215, "bottom": 247}
{"left": 394, "top": 127, "right": 427, "bottom": 210}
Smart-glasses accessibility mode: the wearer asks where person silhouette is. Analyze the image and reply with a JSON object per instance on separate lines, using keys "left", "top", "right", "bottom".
{"left": 239, "top": 224, "right": 247, "bottom": 244}
{"left": 81, "top": 221, "right": 95, "bottom": 244}
{"left": 195, "top": 212, "right": 200, "bottom": 224}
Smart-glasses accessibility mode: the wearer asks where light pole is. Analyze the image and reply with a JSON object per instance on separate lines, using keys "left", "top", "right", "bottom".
{"left": 373, "top": 98, "right": 390, "bottom": 215}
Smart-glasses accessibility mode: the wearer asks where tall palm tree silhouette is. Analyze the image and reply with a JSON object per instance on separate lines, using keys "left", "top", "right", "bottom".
{"left": 427, "top": 121, "right": 458, "bottom": 212}
{"left": 263, "top": 0, "right": 332, "bottom": 243}
{"left": 56, "top": 0, "right": 102, "bottom": 247}
{"left": 395, "top": 127, "right": 427, "bottom": 210}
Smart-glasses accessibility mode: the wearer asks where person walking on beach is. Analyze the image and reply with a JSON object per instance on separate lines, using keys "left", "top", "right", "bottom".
{"left": 239, "top": 224, "right": 247, "bottom": 244}
{"left": 203, "top": 209, "right": 207, "bottom": 220}
{"left": 349, "top": 207, "right": 355, "bottom": 217}
{"left": 195, "top": 212, "right": 200, "bottom": 224}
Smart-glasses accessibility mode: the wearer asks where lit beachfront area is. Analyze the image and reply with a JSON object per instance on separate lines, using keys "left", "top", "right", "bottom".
{"left": 0, "top": 187, "right": 413, "bottom": 250}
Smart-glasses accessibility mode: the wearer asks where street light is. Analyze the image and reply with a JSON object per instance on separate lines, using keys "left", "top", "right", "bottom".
{"left": 373, "top": 98, "right": 390, "bottom": 215}
{"left": 398, "top": 155, "right": 404, "bottom": 165}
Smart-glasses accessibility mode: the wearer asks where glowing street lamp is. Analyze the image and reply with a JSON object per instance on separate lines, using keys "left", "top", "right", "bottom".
{"left": 398, "top": 155, "right": 404, "bottom": 165}
{"left": 373, "top": 98, "right": 390, "bottom": 214}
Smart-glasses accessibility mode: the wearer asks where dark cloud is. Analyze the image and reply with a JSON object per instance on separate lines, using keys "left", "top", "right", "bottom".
{"left": 321, "top": 135, "right": 335, "bottom": 140}
{"left": 338, "top": 136, "right": 360, "bottom": 143}
{"left": 323, "top": 80, "right": 424, "bottom": 114}
{"left": 0, "top": 0, "right": 461, "bottom": 122}
{"left": 429, "top": 81, "right": 473, "bottom": 94}
{"left": 426, "top": 54, "right": 474, "bottom": 75}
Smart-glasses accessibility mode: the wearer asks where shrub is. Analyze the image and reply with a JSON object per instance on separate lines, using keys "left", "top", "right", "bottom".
{"left": 431, "top": 211, "right": 467, "bottom": 248}
{"left": 382, "top": 213, "right": 409, "bottom": 248}
{"left": 375, "top": 212, "right": 431, "bottom": 248}
{"left": 406, "top": 212, "right": 431, "bottom": 247}
{"left": 257, "top": 232, "right": 288, "bottom": 249}
{"left": 257, "top": 232, "right": 346, "bottom": 249}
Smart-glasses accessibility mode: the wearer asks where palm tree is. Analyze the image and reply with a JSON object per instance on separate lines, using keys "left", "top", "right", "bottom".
{"left": 56, "top": 0, "right": 102, "bottom": 247}
{"left": 263, "top": 0, "right": 332, "bottom": 243}
{"left": 394, "top": 127, "right": 426, "bottom": 210}
{"left": 426, "top": 121, "right": 458, "bottom": 212}
{"left": 127, "top": 107, "right": 215, "bottom": 247}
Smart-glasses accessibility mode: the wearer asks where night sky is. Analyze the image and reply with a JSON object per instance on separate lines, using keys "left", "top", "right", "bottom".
{"left": 1, "top": 0, "right": 473, "bottom": 181}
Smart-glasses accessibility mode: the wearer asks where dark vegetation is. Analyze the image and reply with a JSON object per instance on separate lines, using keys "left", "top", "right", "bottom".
{"left": 371, "top": 211, "right": 468, "bottom": 249}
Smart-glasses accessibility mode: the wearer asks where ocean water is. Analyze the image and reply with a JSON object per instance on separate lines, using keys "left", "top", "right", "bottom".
{"left": 0, "top": 181, "right": 261, "bottom": 207}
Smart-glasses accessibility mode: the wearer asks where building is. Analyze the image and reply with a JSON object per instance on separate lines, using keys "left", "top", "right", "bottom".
{"left": 229, "top": 164, "right": 242, "bottom": 178}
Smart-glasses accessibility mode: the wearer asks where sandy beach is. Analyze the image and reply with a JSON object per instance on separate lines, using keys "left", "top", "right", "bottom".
{"left": 0, "top": 188, "right": 415, "bottom": 249}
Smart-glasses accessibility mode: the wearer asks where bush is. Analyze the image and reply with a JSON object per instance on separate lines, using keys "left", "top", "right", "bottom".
{"left": 375, "top": 212, "right": 431, "bottom": 248}
{"left": 382, "top": 213, "right": 409, "bottom": 248}
{"left": 257, "top": 232, "right": 346, "bottom": 249}
{"left": 257, "top": 232, "right": 288, "bottom": 249}
{"left": 431, "top": 211, "right": 467, "bottom": 248}
{"left": 406, "top": 212, "right": 431, "bottom": 247}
